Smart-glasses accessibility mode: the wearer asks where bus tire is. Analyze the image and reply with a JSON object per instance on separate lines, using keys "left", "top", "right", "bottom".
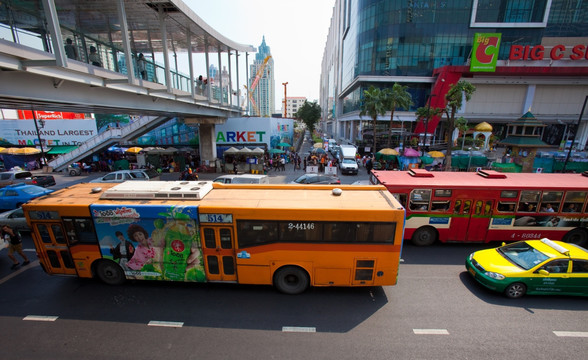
{"left": 504, "top": 282, "right": 526, "bottom": 299}
{"left": 562, "top": 228, "right": 588, "bottom": 247}
{"left": 96, "top": 260, "right": 126, "bottom": 285}
{"left": 411, "top": 226, "right": 437, "bottom": 246}
{"left": 273, "top": 266, "right": 309, "bottom": 295}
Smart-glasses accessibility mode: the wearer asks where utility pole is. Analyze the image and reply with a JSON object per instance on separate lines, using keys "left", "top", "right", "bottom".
{"left": 282, "top": 82, "right": 288, "bottom": 118}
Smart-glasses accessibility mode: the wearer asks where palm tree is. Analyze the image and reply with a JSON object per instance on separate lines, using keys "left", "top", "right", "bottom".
{"left": 359, "top": 86, "right": 387, "bottom": 153}
{"left": 415, "top": 105, "right": 443, "bottom": 155}
{"left": 383, "top": 84, "right": 413, "bottom": 148}
{"left": 454, "top": 116, "right": 469, "bottom": 150}
{"left": 444, "top": 81, "right": 476, "bottom": 170}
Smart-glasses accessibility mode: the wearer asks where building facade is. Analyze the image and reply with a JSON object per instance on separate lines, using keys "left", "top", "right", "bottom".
{"left": 320, "top": 0, "right": 588, "bottom": 151}
{"left": 283, "top": 97, "right": 307, "bottom": 118}
{"left": 249, "top": 37, "right": 275, "bottom": 117}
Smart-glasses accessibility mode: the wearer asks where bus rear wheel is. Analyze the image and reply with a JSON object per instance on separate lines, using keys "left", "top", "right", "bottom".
{"left": 411, "top": 226, "right": 437, "bottom": 246}
{"left": 274, "top": 266, "right": 309, "bottom": 295}
{"left": 96, "top": 261, "right": 125, "bottom": 285}
{"left": 562, "top": 228, "right": 588, "bottom": 247}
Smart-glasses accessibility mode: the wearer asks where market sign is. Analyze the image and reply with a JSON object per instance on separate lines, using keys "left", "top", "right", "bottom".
{"left": 470, "top": 33, "right": 501, "bottom": 72}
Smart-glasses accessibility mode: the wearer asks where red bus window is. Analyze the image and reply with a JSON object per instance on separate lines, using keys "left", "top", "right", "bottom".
{"left": 498, "top": 202, "right": 516, "bottom": 212}
{"left": 454, "top": 200, "right": 462, "bottom": 214}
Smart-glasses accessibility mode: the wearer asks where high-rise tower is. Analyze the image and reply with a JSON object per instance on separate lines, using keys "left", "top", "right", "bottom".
{"left": 249, "top": 36, "right": 275, "bottom": 116}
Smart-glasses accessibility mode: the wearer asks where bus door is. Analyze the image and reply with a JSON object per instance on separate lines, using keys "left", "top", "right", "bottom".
{"left": 466, "top": 200, "right": 495, "bottom": 242}
{"left": 201, "top": 226, "right": 237, "bottom": 282}
{"left": 447, "top": 199, "right": 471, "bottom": 242}
{"left": 32, "top": 222, "right": 77, "bottom": 275}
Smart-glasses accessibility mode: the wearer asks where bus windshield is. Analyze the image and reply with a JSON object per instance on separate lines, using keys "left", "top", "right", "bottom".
{"left": 497, "top": 242, "right": 549, "bottom": 270}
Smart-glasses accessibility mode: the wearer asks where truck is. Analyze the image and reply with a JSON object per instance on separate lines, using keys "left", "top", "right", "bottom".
{"left": 338, "top": 144, "right": 358, "bottom": 175}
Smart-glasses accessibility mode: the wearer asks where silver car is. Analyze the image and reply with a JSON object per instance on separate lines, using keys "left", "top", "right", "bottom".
{"left": 0, "top": 207, "right": 29, "bottom": 232}
{"left": 90, "top": 170, "right": 151, "bottom": 183}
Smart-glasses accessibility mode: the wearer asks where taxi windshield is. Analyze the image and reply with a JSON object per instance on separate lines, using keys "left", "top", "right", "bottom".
{"left": 497, "top": 242, "right": 549, "bottom": 270}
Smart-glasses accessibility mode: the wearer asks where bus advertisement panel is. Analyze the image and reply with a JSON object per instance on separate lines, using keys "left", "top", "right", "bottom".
{"left": 91, "top": 204, "right": 205, "bottom": 282}
{"left": 370, "top": 169, "right": 588, "bottom": 247}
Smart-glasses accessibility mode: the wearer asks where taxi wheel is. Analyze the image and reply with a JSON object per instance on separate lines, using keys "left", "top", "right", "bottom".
{"left": 504, "top": 283, "right": 526, "bottom": 299}
{"left": 96, "top": 260, "right": 126, "bottom": 285}
{"left": 411, "top": 226, "right": 437, "bottom": 246}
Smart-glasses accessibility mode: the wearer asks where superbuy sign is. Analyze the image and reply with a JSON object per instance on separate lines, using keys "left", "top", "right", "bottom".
{"left": 509, "top": 44, "right": 588, "bottom": 61}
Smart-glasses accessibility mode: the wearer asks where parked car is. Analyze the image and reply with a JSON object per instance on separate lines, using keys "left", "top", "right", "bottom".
{"left": 290, "top": 174, "right": 341, "bottom": 185}
{"left": 466, "top": 238, "right": 588, "bottom": 298}
{"left": 67, "top": 165, "right": 82, "bottom": 176}
{"left": 0, "top": 207, "right": 29, "bottom": 232}
{"left": 0, "top": 184, "right": 54, "bottom": 210}
{"left": 90, "top": 170, "right": 153, "bottom": 183}
{"left": 0, "top": 170, "right": 55, "bottom": 188}
{"left": 213, "top": 174, "right": 269, "bottom": 184}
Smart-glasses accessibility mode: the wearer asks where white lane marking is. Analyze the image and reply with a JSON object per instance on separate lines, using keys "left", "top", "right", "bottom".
{"left": 0, "top": 260, "right": 40, "bottom": 285}
{"left": 282, "top": 326, "right": 316, "bottom": 333}
{"left": 23, "top": 315, "right": 59, "bottom": 322}
{"left": 553, "top": 331, "right": 588, "bottom": 338}
{"left": 148, "top": 321, "right": 184, "bottom": 328}
{"left": 24, "top": 248, "right": 36, "bottom": 252}
{"left": 413, "top": 329, "right": 449, "bottom": 335}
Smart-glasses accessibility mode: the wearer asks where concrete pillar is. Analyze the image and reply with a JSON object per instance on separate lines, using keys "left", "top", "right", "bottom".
{"left": 199, "top": 123, "right": 217, "bottom": 167}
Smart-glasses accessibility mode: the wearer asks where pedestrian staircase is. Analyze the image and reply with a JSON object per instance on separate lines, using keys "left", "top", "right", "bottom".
{"left": 48, "top": 115, "right": 174, "bottom": 172}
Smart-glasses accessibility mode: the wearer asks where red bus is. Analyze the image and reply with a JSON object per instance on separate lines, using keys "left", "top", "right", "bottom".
{"left": 370, "top": 169, "right": 588, "bottom": 247}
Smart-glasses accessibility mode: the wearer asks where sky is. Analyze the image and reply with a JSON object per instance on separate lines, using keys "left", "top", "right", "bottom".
{"left": 186, "top": 0, "right": 336, "bottom": 104}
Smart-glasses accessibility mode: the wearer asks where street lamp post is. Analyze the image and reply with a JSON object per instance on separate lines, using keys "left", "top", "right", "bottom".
{"left": 563, "top": 95, "right": 588, "bottom": 172}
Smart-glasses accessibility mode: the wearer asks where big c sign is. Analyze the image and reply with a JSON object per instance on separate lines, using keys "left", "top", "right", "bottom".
{"left": 509, "top": 44, "right": 588, "bottom": 61}
{"left": 470, "top": 33, "right": 501, "bottom": 72}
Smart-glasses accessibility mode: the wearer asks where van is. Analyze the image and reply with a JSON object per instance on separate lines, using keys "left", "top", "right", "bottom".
{"left": 213, "top": 174, "right": 269, "bottom": 184}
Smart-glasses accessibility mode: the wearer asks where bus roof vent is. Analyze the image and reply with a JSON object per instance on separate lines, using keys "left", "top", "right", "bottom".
{"left": 477, "top": 170, "right": 507, "bottom": 179}
{"left": 100, "top": 181, "right": 213, "bottom": 200}
{"left": 408, "top": 169, "right": 434, "bottom": 177}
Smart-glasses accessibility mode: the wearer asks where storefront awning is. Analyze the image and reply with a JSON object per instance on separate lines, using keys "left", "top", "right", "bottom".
{"left": 46, "top": 145, "right": 79, "bottom": 154}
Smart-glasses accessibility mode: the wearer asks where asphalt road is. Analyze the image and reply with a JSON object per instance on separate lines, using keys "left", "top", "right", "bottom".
{"left": 1, "top": 138, "right": 586, "bottom": 359}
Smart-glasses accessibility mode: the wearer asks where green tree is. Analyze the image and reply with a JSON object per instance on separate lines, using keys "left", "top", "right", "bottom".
{"left": 294, "top": 101, "right": 321, "bottom": 134}
{"left": 415, "top": 105, "right": 443, "bottom": 155}
{"left": 444, "top": 81, "right": 476, "bottom": 170}
{"left": 454, "top": 116, "right": 469, "bottom": 150}
{"left": 383, "top": 83, "right": 413, "bottom": 148}
{"left": 359, "top": 86, "right": 387, "bottom": 153}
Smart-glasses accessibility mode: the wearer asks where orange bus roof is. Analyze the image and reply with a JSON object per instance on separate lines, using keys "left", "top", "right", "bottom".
{"left": 372, "top": 170, "right": 588, "bottom": 190}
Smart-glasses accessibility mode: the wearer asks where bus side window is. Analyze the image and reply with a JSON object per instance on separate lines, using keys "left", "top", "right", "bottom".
{"left": 431, "top": 201, "right": 449, "bottom": 212}
{"left": 454, "top": 200, "right": 462, "bottom": 214}
{"left": 498, "top": 202, "right": 515, "bottom": 212}
{"left": 484, "top": 201, "right": 492, "bottom": 215}
{"left": 393, "top": 193, "right": 407, "bottom": 208}
{"left": 462, "top": 200, "right": 471, "bottom": 214}
{"left": 474, "top": 201, "right": 483, "bottom": 215}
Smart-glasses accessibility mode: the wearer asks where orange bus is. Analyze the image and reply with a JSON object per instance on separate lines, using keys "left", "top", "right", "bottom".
{"left": 22, "top": 181, "right": 405, "bottom": 294}
{"left": 370, "top": 169, "right": 588, "bottom": 247}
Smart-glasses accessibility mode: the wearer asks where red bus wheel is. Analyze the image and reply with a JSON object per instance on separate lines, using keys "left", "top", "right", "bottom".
{"left": 562, "top": 228, "right": 588, "bottom": 247}
{"left": 411, "top": 226, "right": 437, "bottom": 246}
{"left": 274, "top": 266, "right": 309, "bottom": 295}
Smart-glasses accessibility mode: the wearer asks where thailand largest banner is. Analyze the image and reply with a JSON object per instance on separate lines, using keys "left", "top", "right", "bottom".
{"left": 0, "top": 118, "right": 98, "bottom": 147}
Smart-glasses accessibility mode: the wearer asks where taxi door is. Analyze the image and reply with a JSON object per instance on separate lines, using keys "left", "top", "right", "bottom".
{"left": 201, "top": 226, "right": 237, "bottom": 282}
{"left": 32, "top": 222, "right": 77, "bottom": 275}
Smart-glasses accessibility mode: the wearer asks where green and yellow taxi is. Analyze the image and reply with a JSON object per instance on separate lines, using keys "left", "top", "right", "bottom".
{"left": 465, "top": 239, "right": 588, "bottom": 298}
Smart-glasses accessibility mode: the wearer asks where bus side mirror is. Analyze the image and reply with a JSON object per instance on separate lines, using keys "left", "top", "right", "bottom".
{"left": 537, "top": 269, "right": 549, "bottom": 276}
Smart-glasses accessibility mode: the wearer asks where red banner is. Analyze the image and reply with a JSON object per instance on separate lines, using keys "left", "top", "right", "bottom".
{"left": 17, "top": 110, "right": 86, "bottom": 120}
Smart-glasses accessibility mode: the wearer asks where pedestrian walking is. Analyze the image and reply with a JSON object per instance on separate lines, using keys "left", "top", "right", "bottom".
{"left": 137, "top": 53, "right": 147, "bottom": 80}
{"left": 2, "top": 224, "right": 30, "bottom": 270}
{"left": 88, "top": 45, "right": 102, "bottom": 67}
{"left": 280, "top": 157, "right": 286, "bottom": 171}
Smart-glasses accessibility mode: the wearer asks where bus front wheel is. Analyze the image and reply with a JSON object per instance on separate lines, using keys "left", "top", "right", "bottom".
{"left": 96, "top": 261, "right": 125, "bottom": 285}
{"left": 562, "top": 228, "right": 588, "bottom": 247}
{"left": 274, "top": 266, "right": 309, "bottom": 295}
{"left": 411, "top": 226, "right": 437, "bottom": 246}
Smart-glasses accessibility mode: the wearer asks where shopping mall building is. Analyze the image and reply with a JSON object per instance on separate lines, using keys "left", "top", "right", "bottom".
{"left": 320, "top": 0, "right": 588, "bottom": 151}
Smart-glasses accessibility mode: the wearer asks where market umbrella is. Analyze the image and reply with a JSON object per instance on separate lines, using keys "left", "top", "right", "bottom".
{"left": 378, "top": 148, "right": 399, "bottom": 156}
{"left": 251, "top": 147, "right": 264, "bottom": 155}
{"left": 403, "top": 148, "right": 420, "bottom": 157}
{"left": 223, "top": 147, "right": 239, "bottom": 155}
{"left": 0, "top": 147, "right": 41, "bottom": 155}
{"left": 313, "top": 142, "right": 324, "bottom": 148}
{"left": 107, "top": 146, "right": 127, "bottom": 153}
{"left": 0, "top": 147, "right": 5, "bottom": 153}
{"left": 278, "top": 142, "right": 291, "bottom": 147}
{"left": 142, "top": 147, "right": 165, "bottom": 153}
{"left": 427, "top": 151, "right": 445, "bottom": 158}
{"left": 268, "top": 148, "right": 285, "bottom": 154}
{"left": 125, "top": 146, "right": 143, "bottom": 154}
